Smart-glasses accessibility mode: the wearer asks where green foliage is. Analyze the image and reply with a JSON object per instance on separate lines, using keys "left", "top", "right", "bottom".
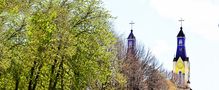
{"left": 0, "top": 0, "right": 126, "bottom": 90}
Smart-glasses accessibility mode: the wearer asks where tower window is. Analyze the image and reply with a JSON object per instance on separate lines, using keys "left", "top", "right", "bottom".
{"left": 179, "top": 39, "right": 183, "bottom": 45}
{"left": 128, "top": 40, "right": 133, "bottom": 47}
{"left": 178, "top": 71, "right": 182, "bottom": 85}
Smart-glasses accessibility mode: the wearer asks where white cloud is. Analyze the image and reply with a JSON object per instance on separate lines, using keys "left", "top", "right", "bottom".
{"left": 150, "top": 0, "right": 219, "bottom": 41}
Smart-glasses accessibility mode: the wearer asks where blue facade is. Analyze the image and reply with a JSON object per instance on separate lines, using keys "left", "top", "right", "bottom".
{"left": 174, "top": 27, "right": 188, "bottom": 61}
{"left": 127, "top": 30, "right": 136, "bottom": 48}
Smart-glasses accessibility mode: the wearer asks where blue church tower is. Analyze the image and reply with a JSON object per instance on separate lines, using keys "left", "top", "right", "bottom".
{"left": 127, "top": 21, "right": 136, "bottom": 52}
{"left": 127, "top": 30, "right": 136, "bottom": 49}
{"left": 172, "top": 20, "right": 191, "bottom": 90}
{"left": 174, "top": 27, "right": 188, "bottom": 61}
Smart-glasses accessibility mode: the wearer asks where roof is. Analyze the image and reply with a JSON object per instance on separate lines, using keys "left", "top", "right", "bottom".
{"left": 173, "top": 57, "right": 189, "bottom": 61}
{"left": 127, "top": 30, "right": 135, "bottom": 39}
{"left": 177, "top": 27, "right": 185, "bottom": 37}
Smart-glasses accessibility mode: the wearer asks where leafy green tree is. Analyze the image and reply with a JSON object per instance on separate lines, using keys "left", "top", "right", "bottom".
{"left": 0, "top": 0, "right": 125, "bottom": 90}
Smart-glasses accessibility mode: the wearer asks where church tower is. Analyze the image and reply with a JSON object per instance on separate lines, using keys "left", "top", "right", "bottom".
{"left": 127, "top": 21, "right": 136, "bottom": 52}
{"left": 127, "top": 30, "right": 136, "bottom": 49}
{"left": 172, "top": 19, "right": 191, "bottom": 90}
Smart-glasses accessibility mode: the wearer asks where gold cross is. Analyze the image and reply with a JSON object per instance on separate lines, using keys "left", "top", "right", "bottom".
{"left": 179, "top": 18, "right": 184, "bottom": 27}
{"left": 129, "top": 21, "right": 135, "bottom": 30}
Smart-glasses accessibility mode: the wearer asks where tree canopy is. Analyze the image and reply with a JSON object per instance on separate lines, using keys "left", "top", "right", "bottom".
{"left": 0, "top": 0, "right": 176, "bottom": 90}
{"left": 0, "top": 0, "right": 121, "bottom": 90}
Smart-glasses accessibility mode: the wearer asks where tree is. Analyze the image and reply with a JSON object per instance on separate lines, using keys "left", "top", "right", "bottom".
{"left": 141, "top": 50, "right": 169, "bottom": 90}
{"left": 121, "top": 42, "right": 170, "bottom": 90}
{"left": 0, "top": 0, "right": 122, "bottom": 89}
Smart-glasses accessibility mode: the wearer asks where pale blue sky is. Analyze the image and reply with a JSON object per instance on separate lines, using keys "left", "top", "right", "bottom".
{"left": 103, "top": 0, "right": 219, "bottom": 89}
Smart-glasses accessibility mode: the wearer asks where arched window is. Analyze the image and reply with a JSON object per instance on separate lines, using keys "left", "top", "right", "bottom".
{"left": 128, "top": 40, "right": 133, "bottom": 47}
{"left": 178, "top": 71, "right": 182, "bottom": 85}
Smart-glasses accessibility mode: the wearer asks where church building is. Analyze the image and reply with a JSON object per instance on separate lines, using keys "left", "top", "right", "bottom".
{"left": 127, "top": 29, "right": 136, "bottom": 50}
{"left": 172, "top": 21, "right": 191, "bottom": 90}
{"left": 125, "top": 21, "right": 192, "bottom": 90}
{"left": 127, "top": 21, "right": 137, "bottom": 55}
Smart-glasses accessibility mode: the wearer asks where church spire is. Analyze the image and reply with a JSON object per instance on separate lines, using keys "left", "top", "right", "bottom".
{"left": 177, "top": 28, "right": 185, "bottom": 37}
{"left": 127, "top": 21, "right": 136, "bottom": 49}
{"left": 174, "top": 18, "right": 188, "bottom": 61}
{"left": 172, "top": 19, "right": 191, "bottom": 90}
{"left": 177, "top": 18, "right": 185, "bottom": 37}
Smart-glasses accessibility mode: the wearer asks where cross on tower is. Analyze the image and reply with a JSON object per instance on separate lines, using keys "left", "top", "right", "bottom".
{"left": 179, "top": 18, "right": 184, "bottom": 27}
{"left": 129, "top": 21, "right": 135, "bottom": 30}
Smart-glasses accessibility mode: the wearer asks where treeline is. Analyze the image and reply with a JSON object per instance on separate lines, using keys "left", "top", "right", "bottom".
{"left": 116, "top": 38, "right": 174, "bottom": 90}
{"left": 0, "top": 0, "right": 175, "bottom": 90}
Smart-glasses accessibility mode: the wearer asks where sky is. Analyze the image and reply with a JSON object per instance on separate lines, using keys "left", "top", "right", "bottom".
{"left": 103, "top": 0, "right": 219, "bottom": 89}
